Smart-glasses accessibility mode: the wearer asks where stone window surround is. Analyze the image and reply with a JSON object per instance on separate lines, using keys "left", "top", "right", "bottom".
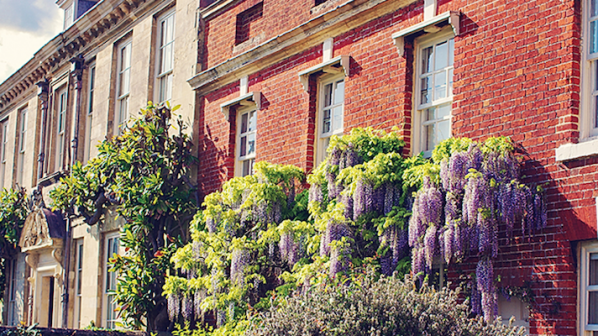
{"left": 412, "top": 29, "right": 455, "bottom": 157}
{"left": 578, "top": 236, "right": 598, "bottom": 335}
{"left": 556, "top": 0, "right": 598, "bottom": 162}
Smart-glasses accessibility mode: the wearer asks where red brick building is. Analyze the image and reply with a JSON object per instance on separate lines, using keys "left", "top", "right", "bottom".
{"left": 191, "top": 0, "right": 598, "bottom": 335}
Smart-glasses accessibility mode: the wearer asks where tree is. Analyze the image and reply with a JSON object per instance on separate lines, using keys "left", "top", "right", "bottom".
{"left": 51, "top": 103, "right": 199, "bottom": 331}
{"left": 0, "top": 187, "right": 28, "bottom": 302}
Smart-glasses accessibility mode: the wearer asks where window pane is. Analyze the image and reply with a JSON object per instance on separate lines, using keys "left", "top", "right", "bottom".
{"left": 425, "top": 107, "right": 435, "bottom": 122}
{"left": 124, "top": 70, "right": 131, "bottom": 94}
{"left": 241, "top": 113, "right": 248, "bottom": 134}
{"left": 592, "top": 0, "right": 598, "bottom": 17}
{"left": 435, "top": 71, "right": 447, "bottom": 99}
{"left": 595, "top": 96, "right": 598, "bottom": 128}
{"left": 125, "top": 45, "right": 131, "bottom": 68}
{"left": 332, "top": 106, "right": 343, "bottom": 132}
{"left": 437, "top": 103, "right": 451, "bottom": 119}
{"left": 60, "top": 93, "right": 67, "bottom": 112}
{"left": 435, "top": 41, "right": 448, "bottom": 70}
{"left": 591, "top": 21, "right": 598, "bottom": 54}
{"left": 161, "top": 20, "right": 167, "bottom": 47}
{"left": 248, "top": 111, "right": 256, "bottom": 132}
{"left": 20, "top": 110, "right": 27, "bottom": 151}
{"left": 106, "top": 294, "right": 117, "bottom": 326}
{"left": 242, "top": 159, "right": 254, "bottom": 176}
{"left": 421, "top": 76, "right": 431, "bottom": 104}
{"left": 324, "top": 83, "right": 332, "bottom": 107}
{"left": 334, "top": 80, "right": 345, "bottom": 105}
{"left": 421, "top": 46, "right": 433, "bottom": 74}
{"left": 90, "top": 67, "right": 96, "bottom": 90}
{"left": 436, "top": 120, "right": 450, "bottom": 143}
{"left": 448, "top": 68, "right": 454, "bottom": 96}
{"left": 167, "top": 74, "right": 173, "bottom": 101}
{"left": 425, "top": 124, "right": 435, "bottom": 151}
{"left": 59, "top": 113, "right": 64, "bottom": 133}
{"left": 321, "top": 137, "right": 331, "bottom": 158}
{"left": 119, "top": 97, "right": 128, "bottom": 125}
{"left": 322, "top": 108, "right": 331, "bottom": 134}
{"left": 590, "top": 291, "right": 598, "bottom": 324}
{"left": 159, "top": 77, "right": 167, "bottom": 102}
{"left": 240, "top": 136, "right": 247, "bottom": 157}
{"left": 590, "top": 253, "right": 598, "bottom": 285}
{"left": 164, "top": 44, "right": 173, "bottom": 72}
{"left": 448, "top": 38, "right": 454, "bottom": 66}
{"left": 246, "top": 132, "right": 256, "bottom": 156}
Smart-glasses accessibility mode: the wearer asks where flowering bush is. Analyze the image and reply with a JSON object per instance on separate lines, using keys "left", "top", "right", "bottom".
{"left": 245, "top": 270, "right": 526, "bottom": 336}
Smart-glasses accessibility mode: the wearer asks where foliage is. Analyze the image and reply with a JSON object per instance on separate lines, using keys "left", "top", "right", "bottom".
{"left": 245, "top": 269, "right": 526, "bottom": 336}
{"left": 165, "top": 127, "right": 546, "bottom": 333}
{"left": 50, "top": 103, "right": 198, "bottom": 331}
{"left": 0, "top": 188, "right": 28, "bottom": 301}
{"left": 1, "top": 323, "right": 40, "bottom": 336}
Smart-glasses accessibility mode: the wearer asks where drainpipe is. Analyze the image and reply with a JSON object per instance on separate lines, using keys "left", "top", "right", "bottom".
{"left": 61, "top": 55, "right": 84, "bottom": 329}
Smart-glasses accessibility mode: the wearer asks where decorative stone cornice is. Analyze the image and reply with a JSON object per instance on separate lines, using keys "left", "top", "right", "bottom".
{"left": 0, "top": 0, "right": 161, "bottom": 111}
{"left": 189, "top": 0, "right": 417, "bottom": 95}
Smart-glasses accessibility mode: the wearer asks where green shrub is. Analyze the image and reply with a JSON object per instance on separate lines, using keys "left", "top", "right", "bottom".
{"left": 245, "top": 270, "right": 525, "bottom": 336}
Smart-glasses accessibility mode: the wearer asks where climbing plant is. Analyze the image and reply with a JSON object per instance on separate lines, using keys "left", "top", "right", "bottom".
{"left": 165, "top": 127, "right": 546, "bottom": 332}
{"left": 50, "top": 103, "right": 198, "bottom": 331}
{"left": 408, "top": 137, "right": 546, "bottom": 321}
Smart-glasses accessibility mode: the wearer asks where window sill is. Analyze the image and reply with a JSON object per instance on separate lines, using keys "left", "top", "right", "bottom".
{"left": 555, "top": 137, "right": 598, "bottom": 162}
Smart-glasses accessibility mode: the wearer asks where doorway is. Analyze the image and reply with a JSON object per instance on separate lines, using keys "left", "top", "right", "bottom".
{"left": 39, "top": 276, "right": 54, "bottom": 328}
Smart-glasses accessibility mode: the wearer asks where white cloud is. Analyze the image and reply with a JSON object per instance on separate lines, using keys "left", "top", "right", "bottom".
{"left": 0, "top": 0, "right": 62, "bottom": 83}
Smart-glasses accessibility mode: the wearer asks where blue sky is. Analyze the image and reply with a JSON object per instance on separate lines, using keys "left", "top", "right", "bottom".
{"left": 0, "top": 0, "right": 63, "bottom": 83}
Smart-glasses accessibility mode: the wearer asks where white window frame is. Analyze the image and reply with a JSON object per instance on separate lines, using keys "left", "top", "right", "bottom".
{"left": 413, "top": 28, "right": 454, "bottom": 157}
{"left": 235, "top": 106, "right": 257, "bottom": 177}
{"left": 0, "top": 119, "right": 8, "bottom": 188}
{"left": 73, "top": 239, "right": 84, "bottom": 329}
{"left": 156, "top": 11, "right": 175, "bottom": 104}
{"left": 56, "top": 87, "right": 68, "bottom": 171}
{"left": 116, "top": 40, "right": 132, "bottom": 135}
{"left": 17, "top": 106, "right": 27, "bottom": 186}
{"left": 85, "top": 63, "right": 96, "bottom": 162}
{"left": 579, "top": 241, "right": 598, "bottom": 335}
{"left": 582, "top": 0, "right": 598, "bottom": 140}
{"left": 64, "top": 2, "right": 75, "bottom": 30}
{"left": 102, "top": 232, "right": 121, "bottom": 329}
{"left": 316, "top": 74, "right": 345, "bottom": 166}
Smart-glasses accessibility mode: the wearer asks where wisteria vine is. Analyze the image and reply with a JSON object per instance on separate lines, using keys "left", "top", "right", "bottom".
{"left": 408, "top": 137, "right": 547, "bottom": 322}
{"left": 164, "top": 129, "right": 547, "bottom": 334}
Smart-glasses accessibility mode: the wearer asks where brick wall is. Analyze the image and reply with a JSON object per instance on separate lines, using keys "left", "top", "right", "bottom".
{"left": 197, "top": 0, "right": 598, "bottom": 334}
{"left": 202, "top": 0, "right": 350, "bottom": 68}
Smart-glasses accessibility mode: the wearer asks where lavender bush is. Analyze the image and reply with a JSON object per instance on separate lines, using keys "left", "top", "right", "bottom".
{"left": 246, "top": 270, "right": 526, "bottom": 336}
